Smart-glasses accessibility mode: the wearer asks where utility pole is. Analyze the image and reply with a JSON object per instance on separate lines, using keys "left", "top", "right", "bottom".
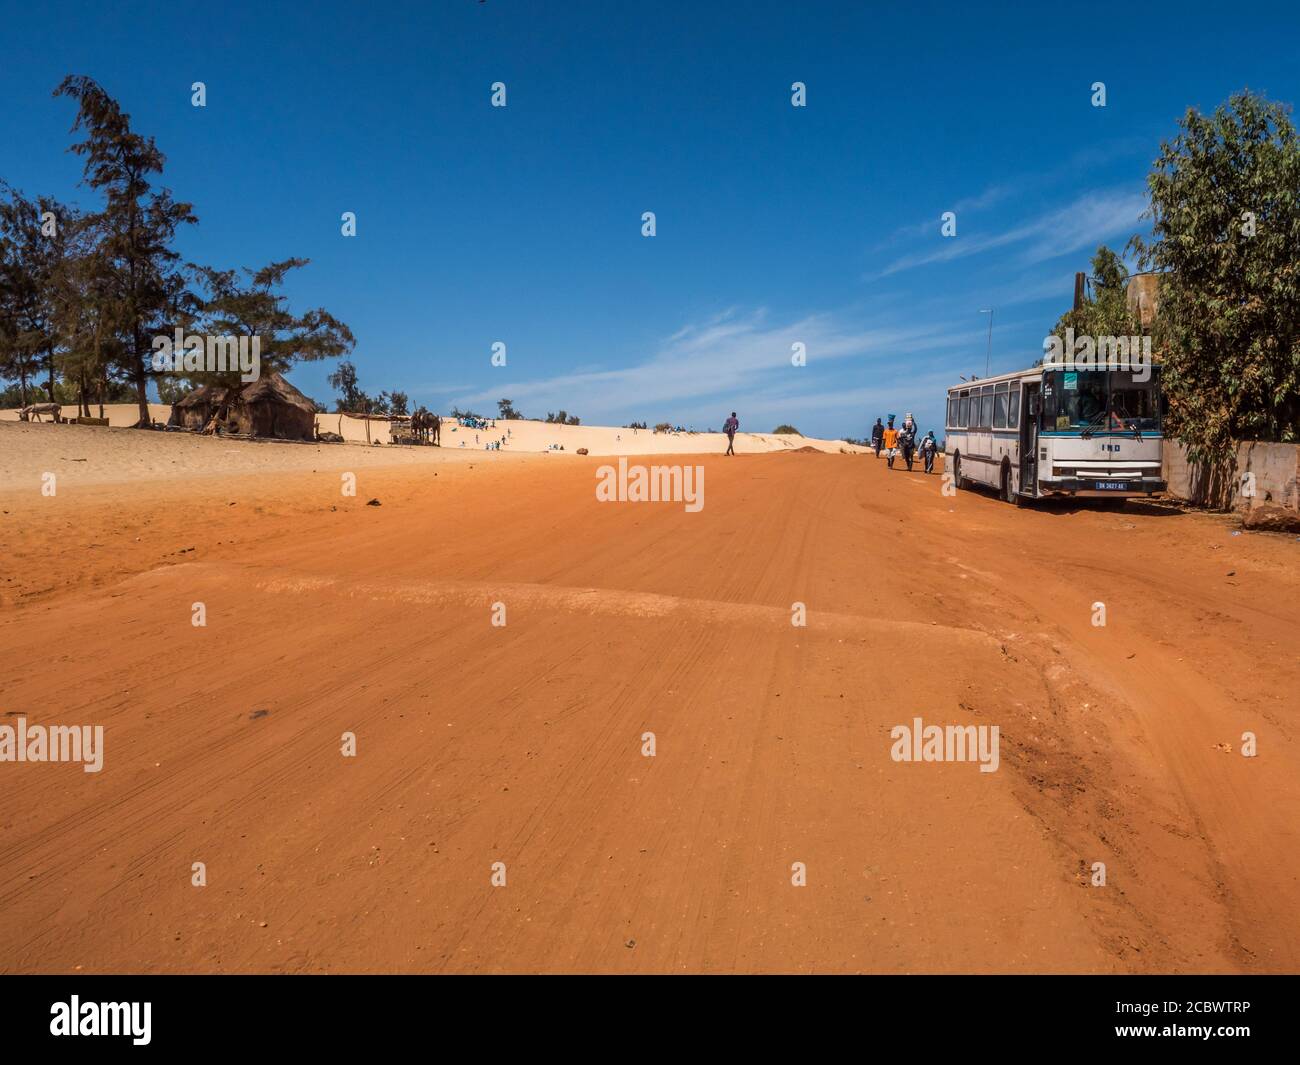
{"left": 979, "top": 308, "right": 994, "bottom": 377}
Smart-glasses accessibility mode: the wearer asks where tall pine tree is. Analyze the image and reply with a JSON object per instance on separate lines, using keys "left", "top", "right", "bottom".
{"left": 55, "top": 75, "right": 196, "bottom": 426}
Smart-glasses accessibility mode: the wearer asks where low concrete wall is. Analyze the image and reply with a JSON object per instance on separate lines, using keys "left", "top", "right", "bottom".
{"left": 1163, "top": 439, "right": 1299, "bottom": 512}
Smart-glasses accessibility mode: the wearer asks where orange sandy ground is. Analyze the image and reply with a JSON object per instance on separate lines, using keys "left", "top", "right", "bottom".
{"left": 1, "top": 424, "right": 1297, "bottom": 973}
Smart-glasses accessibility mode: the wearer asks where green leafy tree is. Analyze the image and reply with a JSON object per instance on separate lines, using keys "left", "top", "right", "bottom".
{"left": 1132, "top": 90, "right": 1300, "bottom": 461}
{"left": 388, "top": 391, "right": 409, "bottom": 417}
{"left": 328, "top": 360, "right": 363, "bottom": 412}
{"left": 1051, "top": 245, "right": 1140, "bottom": 341}
{"left": 0, "top": 185, "right": 68, "bottom": 405}
{"left": 497, "top": 398, "right": 521, "bottom": 419}
{"left": 46, "top": 205, "right": 115, "bottom": 416}
{"left": 187, "top": 259, "right": 354, "bottom": 392}
{"left": 772, "top": 424, "right": 802, "bottom": 434}
{"left": 55, "top": 76, "right": 198, "bottom": 427}
{"left": 154, "top": 375, "right": 187, "bottom": 405}
{"left": 0, "top": 382, "right": 35, "bottom": 407}
{"left": 0, "top": 189, "right": 40, "bottom": 406}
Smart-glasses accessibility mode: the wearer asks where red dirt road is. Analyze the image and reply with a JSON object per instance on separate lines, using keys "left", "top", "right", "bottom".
{"left": 1, "top": 448, "right": 1297, "bottom": 973}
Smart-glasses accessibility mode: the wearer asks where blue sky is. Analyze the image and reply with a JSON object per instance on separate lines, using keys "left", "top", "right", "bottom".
{"left": 3, "top": 0, "right": 1298, "bottom": 437}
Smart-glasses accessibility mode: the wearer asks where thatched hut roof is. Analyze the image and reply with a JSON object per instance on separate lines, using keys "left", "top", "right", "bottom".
{"left": 168, "top": 372, "right": 317, "bottom": 440}
{"left": 240, "top": 372, "right": 315, "bottom": 412}
{"left": 172, "top": 383, "right": 232, "bottom": 409}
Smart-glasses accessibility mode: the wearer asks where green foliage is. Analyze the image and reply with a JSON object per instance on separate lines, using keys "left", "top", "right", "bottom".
{"left": 328, "top": 360, "right": 365, "bottom": 412}
{"left": 772, "top": 424, "right": 802, "bottom": 435}
{"left": 187, "top": 259, "right": 355, "bottom": 391}
{"left": 497, "top": 398, "right": 521, "bottom": 419}
{"left": 0, "top": 185, "right": 60, "bottom": 402}
{"left": 54, "top": 75, "right": 197, "bottom": 425}
{"left": 0, "top": 381, "right": 43, "bottom": 406}
{"left": 154, "top": 376, "right": 187, "bottom": 405}
{"left": 0, "top": 77, "right": 355, "bottom": 423}
{"left": 325, "top": 363, "right": 399, "bottom": 416}
{"left": 1133, "top": 90, "right": 1300, "bottom": 460}
{"left": 544, "top": 410, "right": 580, "bottom": 424}
{"left": 1051, "top": 245, "right": 1141, "bottom": 341}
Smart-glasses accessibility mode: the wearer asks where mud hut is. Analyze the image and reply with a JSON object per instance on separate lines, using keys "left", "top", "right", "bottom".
{"left": 235, "top": 373, "right": 316, "bottom": 440}
{"left": 168, "top": 373, "right": 316, "bottom": 441}
{"left": 168, "top": 384, "right": 233, "bottom": 432}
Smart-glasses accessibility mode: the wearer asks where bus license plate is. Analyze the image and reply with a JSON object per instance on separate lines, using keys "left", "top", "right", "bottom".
{"left": 1096, "top": 481, "right": 1130, "bottom": 491}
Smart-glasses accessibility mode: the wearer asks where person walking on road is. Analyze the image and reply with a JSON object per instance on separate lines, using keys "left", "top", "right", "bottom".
{"left": 920, "top": 430, "right": 937, "bottom": 474}
{"left": 870, "top": 418, "right": 884, "bottom": 458}
{"left": 723, "top": 411, "right": 739, "bottom": 456}
{"left": 899, "top": 422, "right": 916, "bottom": 471}
{"left": 882, "top": 420, "right": 900, "bottom": 469}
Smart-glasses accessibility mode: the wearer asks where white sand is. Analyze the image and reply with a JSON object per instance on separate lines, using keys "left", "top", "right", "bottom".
{"left": 0, "top": 410, "right": 865, "bottom": 492}
{"left": 3, "top": 404, "right": 866, "bottom": 458}
{"left": 322, "top": 412, "right": 866, "bottom": 457}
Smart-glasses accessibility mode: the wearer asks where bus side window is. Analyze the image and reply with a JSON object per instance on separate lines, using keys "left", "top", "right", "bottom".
{"left": 980, "top": 387, "right": 993, "bottom": 429}
{"left": 1008, "top": 387, "right": 1020, "bottom": 427}
{"left": 959, "top": 391, "right": 970, "bottom": 427}
{"left": 993, "top": 385, "right": 1009, "bottom": 429}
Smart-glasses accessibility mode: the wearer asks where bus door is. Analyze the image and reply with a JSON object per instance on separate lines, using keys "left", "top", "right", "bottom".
{"left": 1020, "top": 380, "right": 1040, "bottom": 496}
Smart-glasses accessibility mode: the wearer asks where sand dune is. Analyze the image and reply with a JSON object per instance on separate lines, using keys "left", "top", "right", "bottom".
{"left": 3, "top": 404, "right": 868, "bottom": 458}
{"left": 353, "top": 415, "right": 868, "bottom": 456}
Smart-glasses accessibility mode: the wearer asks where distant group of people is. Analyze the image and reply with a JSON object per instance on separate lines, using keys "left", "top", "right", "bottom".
{"left": 870, "top": 412, "right": 937, "bottom": 474}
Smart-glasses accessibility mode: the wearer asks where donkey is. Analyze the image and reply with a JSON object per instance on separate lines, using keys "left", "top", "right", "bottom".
{"left": 20, "top": 402, "right": 63, "bottom": 423}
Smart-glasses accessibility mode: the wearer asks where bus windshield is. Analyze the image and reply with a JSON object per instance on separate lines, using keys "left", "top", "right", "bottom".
{"left": 1109, "top": 369, "right": 1161, "bottom": 432}
{"left": 1042, "top": 369, "right": 1161, "bottom": 434}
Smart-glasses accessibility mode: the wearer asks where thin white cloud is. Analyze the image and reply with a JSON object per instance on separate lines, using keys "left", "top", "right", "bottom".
{"left": 452, "top": 308, "right": 981, "bottom": 423}
{"left": 875, "top": 188, "right": 1148, "bottom": 277}
{"left": 874, "top": 137, "right": 1155, "bottom": 254}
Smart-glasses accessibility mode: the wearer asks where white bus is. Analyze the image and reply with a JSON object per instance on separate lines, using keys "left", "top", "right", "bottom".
{"left": 943, "top": 361, "right": 1166, "bottom": 504}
